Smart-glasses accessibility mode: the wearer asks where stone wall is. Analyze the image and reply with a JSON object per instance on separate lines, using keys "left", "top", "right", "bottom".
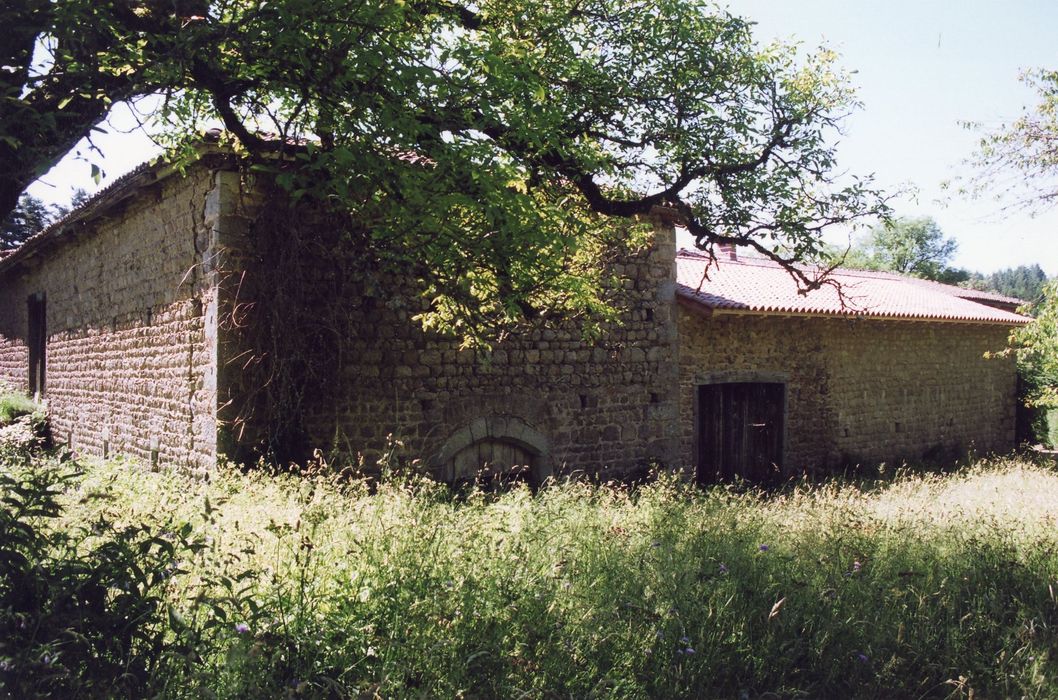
{"left": 1, "top": 155, "right": 1017, "bottom": 481}
{"left": 824, "top": 318, "right": 1015, "bottom": 464}
{"left": 0, "top": 167, "right": 222, "bottom": 472}
{"left": 678, "top": 307, "right": 1017, "bottom": 473}
{"left": 227, "top": 202, "right": 682, "bottom": 480}
{"left": 0, "top": 327, "right": 28, "bottom": 392}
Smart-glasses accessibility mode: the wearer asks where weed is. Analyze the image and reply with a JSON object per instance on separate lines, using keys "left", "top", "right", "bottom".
{"left": 6, "top": 451, "right": 1058, "bottom": 697}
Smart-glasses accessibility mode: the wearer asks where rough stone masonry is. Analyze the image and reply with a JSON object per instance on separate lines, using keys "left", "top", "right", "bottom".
{"left": 0, "top": 156, "right": 1022, "bottom": 480}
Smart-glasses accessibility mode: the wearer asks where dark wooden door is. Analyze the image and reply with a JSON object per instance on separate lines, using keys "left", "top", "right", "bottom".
{"left": 697, "top": 382, "right": 784, "bottom": 484}
{"left": 27, "top": 293, "right": 46, "bottom": 398}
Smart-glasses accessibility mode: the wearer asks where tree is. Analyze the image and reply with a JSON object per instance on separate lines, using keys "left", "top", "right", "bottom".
{"left": 963, "top": 69, "right": 1058, "bottom": 213}
{"left": 842, "top": 216, "right": 958, "bottom": 280}
{"left": 987, "top": 264, "right": 1049, "bottom": 303}
{"left": 961, "top": 265, "right": 1049, "bottom": 304}
{"left": 0, "top": 194, "right": 67, "bottom": 251}
{"left": 996, "top": 280, "right": 1058, "bottom": 410}
{"left": 70, "top": 188, "right": 91, "bottom": 209}
{"left": 4, "top": 0, "right": 887, "bottom": 338}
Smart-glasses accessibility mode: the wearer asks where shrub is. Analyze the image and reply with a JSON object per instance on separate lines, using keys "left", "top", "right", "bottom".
{"left": 0, "top": 391, "right": 39, "bottom": 427}
{"left": 0, "top": 453, "right": 204, "bottom": 698}
{"left": 7, "top": 452, "right": 1058, "bottom": 697}
{"left": 0, "top": 391, "right": 47, "bottom": 463}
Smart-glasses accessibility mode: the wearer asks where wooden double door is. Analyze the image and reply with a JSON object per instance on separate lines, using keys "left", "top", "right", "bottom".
{"left": 697, "top": 382, "right": 785, "bottom": 484}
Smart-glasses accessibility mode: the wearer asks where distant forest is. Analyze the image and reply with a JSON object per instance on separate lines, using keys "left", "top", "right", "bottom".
{"left": 958, "top": 265, "right": 1049, "bottom": 305}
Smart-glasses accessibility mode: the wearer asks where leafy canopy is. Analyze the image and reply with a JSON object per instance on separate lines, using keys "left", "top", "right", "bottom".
{"left": 963, "top": 264, "right": 1049, "bottom": 305}
{"left": 963, "top": 69, "right": 1058, "bottom": 213}
{"left": 0, "top": 194, "right": 67, "bottom": 251}
{"left": 4, "top": 0, "right": 887, "bottom": 336}
{"left": 841, "top": 216, "right": 959, "bottom": 281}
{"left": 998, "top": 280, "right": 1058, "bottom": 409}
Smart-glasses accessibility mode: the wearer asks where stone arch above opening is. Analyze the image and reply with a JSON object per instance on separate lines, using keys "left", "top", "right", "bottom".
{"left": 434, "top": 416, "right": 552, "bottom": 484}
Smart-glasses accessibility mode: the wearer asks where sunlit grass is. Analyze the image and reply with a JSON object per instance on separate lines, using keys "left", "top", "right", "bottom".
{"left": 29, "top": 453, "right": 1058, "bottom": 697}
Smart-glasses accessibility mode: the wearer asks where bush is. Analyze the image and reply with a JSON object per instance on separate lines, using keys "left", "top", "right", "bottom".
{"left": 6, "top": 451, "right": 1058, "bottom": 697}
{"left": 0, "top": 391, "right": 48, "bottom": 462}
{"left": 0, "top": 391, "right": 38, "bottom": 426}
{"left": 41, "top": 454, "right": 1058, "bottom": 699}
{"left": 0, "top": 453, "right": 205, "bottom": 698}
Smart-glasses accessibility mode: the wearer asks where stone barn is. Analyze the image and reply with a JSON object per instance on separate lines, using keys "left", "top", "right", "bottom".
{"left": 0, "top": 154, "right": 1028, "bottom": 481}
{"left": 675, "top": 248, "right": 1025, "bottom": 481}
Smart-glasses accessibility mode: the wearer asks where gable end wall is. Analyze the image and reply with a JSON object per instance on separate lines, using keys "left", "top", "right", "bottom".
{"left": 0, "top": 169, "right": 223, "bottom": 472}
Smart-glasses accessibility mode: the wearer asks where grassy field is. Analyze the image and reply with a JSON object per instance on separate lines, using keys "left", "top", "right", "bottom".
{"left": 4, "top": 449, "right": 1058, "bottom": 698}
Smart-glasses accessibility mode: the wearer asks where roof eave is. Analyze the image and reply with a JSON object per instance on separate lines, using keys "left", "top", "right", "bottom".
{"left": 676, "top": 294, "right": 1030, "bottom": 326}
{"left": 0, "top": 145, "right": 235, "bottom": 278}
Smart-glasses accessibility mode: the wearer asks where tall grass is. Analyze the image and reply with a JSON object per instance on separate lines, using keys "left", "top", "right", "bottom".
{"left": 0, "top": 391, "right": 38, "bottom": 426}
{"left": 5, "top": 451, "right": 1058, "bottom": 697}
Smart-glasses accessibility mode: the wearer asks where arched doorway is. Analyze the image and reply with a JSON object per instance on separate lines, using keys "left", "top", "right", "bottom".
{"left": 435, "top": 416, "right": 552, "bottom": 486}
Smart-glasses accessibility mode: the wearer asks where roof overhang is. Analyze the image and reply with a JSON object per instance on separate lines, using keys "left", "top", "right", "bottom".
{"left": 676, "top": 293, "right": 1031, "bottom": 326}
{"left": 0, "top": 145, "right": 236, "bottom": 278}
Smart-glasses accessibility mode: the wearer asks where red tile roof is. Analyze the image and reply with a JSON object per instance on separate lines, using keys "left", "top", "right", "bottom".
{"left": 676, "top": 249, "right": 1030, "bottom": 325}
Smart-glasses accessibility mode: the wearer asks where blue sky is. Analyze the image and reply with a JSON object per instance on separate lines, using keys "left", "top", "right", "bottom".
{"left": 27, "top": 1, "right": 1058, "bottom": 275}
{"left": 725, "top": 0, "right": 1058, "bottom": 275}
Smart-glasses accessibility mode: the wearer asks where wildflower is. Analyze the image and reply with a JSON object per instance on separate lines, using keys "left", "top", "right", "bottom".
{"left": 759, "top": 544, "right": 769, "bottom": 552}
{"left": 852, "top": 560, "right": 862, "bottom": 573}
{"left": 235, "top": 623, "right": 250, "bottom": 634}
{"left": 684, "top": 647, "right": 696, "bottom": 654}
{"left": 680, "top": 637, "right": 690, "bottom": 644}
{"left": 42, "top": 654, "right": 52, "bottom": 666}
{"left": 718, "top": 562, "right": 729, "bottom": 574}
{"left": 856, "top": 652, "right": 869, "bottom": 663}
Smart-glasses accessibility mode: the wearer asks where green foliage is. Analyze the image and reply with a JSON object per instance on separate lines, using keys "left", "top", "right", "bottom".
{"left": 962, "top": 69, "right": 1058, "bottom": 213}
{"left": 0, "top": 391, "right": 38, "bottom": 426}
{"left": 1003, "top": 280, "right": 1058, "bottom": 410}
{"left": 0, "top": 453, "right": 206, "bottom": 698}
{"left": 0, "top": 392, "right": 47, "bottom": 461}
{"left": 964, "top": 264, "right": 1050, "bottom": 305}
{"left": 29, "top": 452, "right": 1058, "bottom": 698}
{"left": 1044, "top": 409, "right": 1058, "bottom": 448}
{"left": 6, "top": 0, "right": 888, "bottom": 342}
{"left": 0, "top": 194, "right": 66, "bottom": 250}
{"left": 842, "top": 216, "right": 959, "bottom": 280}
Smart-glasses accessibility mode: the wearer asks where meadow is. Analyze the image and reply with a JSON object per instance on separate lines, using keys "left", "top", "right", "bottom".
{"left": 3, "top": 442, "right": 1058, "bottom": 698}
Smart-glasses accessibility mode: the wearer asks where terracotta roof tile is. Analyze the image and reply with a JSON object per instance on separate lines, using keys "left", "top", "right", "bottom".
{"left": 676, "top": 249, "right": 1030, "bottom": 325}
